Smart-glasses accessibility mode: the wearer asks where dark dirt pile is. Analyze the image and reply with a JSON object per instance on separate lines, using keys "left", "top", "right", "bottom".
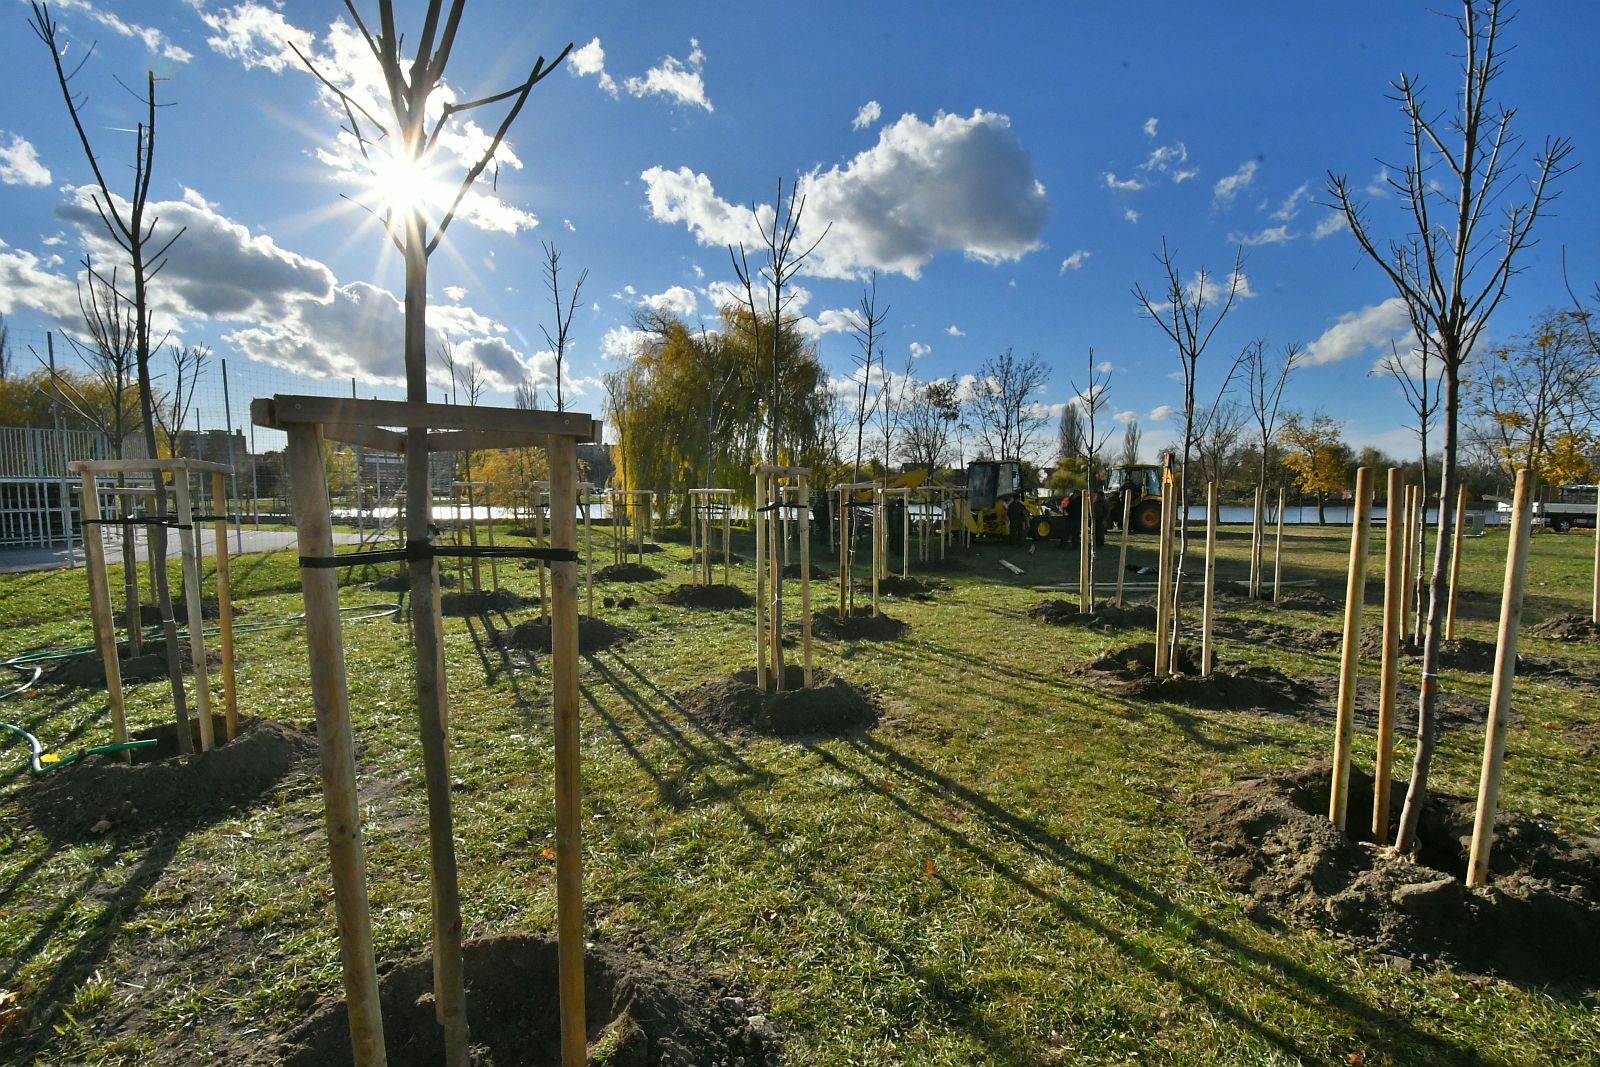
{"left": 689, "top": 550, "right": 744, "bottom": 567}
{"left": 39, "top": 639, "right": 215, "bottom": 689}
{"left": 601, "top": 596, "right": 638, "bottom": 610}
{"left": 493, "top": 616, "right": 635, "bottom": 655}
{"left": 1029, "top": 600, "right": 1156, "bottom": 631}
{"left": 13, "top": 716, "right": 316, "bottom": 841}
{"left": 372, "top": 570, "right": 456, "bottom": 592}
{"left": 781, "top": 562, "right": 832, "bottom": 580}
{"left": 680, "top": 667, "right": 878, "bottom": 737}
{"left": 861, "top": 575, "right": 947, "bottom": 600}
{"left": 1077, "top": 642, "right": 1316, "bottom": 712}
{"left": 809, "top": 606, "right": 907, "bottom": 642}
{"left": 1530, "top": 614, "right": 1600, "bottom": 641}
{"left": 275, "top": 933, "right": 779, "bottom": 1067}
{"left": 1211, "top": 617, "right": 1342, "bottom": 653}
{"left": 659, "top": 584, "right": 754, "bottom": 610}
{"left": 137, "top": 598, "right": 242, "bottom": 625}
{"left": 1304, "top": 677, "right": 1487, "bottom": 731}
{"left": 1186, "top": 763, "right": 1600, "bottom": 985}
{"left": 595, "top": 563, "right": 666, "bottom": 583}
{"left": 439, "top": 589, "right": 531, "bottom": 616}
{"left": 1350, "top": 631, "right": 1600, "bottom": 686}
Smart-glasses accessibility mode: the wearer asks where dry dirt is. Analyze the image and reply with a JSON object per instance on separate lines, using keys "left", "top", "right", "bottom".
{"left": 1077, "top": 642, "right": 1317, "bottom": 712}
{"left": 493, "top": 616, "right": 635, "bottom": 656}
{"left": 679, "top": 666, "right": 878, "bottom": 737}
{"left": 439, "top": 589, "right": 533, "bottom": 616}
{"left": 1028, "top": 600, "right": 1157, "bottom": 631}
{"left": 658, "top": 584, "right": 754, "bottom": 610}
{"left": 809, "top": 606, "right": 908, "bottom": 642}
{"left": 595, "top": 563, "right": 666, "bottom": 583}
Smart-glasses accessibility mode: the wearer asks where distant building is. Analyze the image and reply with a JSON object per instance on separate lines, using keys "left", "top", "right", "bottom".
{"left": 0, "top": 424, "right": 107, "bottom": 548}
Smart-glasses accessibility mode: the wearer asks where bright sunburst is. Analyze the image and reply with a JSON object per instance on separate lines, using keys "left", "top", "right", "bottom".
{"left": 368, "top": 147, "right": 454, "bottom": 220}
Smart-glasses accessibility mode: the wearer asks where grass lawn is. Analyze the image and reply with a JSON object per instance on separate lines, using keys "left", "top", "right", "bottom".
{"left": 1, "top": 517, "right": 1596, "bottom": 1064}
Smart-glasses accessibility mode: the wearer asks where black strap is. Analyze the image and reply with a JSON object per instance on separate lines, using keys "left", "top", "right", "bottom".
{"left": 298, "top": 541, "right": 580, "bottom": 570}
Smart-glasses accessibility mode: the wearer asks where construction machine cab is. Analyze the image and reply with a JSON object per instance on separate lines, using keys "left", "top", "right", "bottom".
{"left": 1104, "top": 463, "right": 1165, "bottom": 533}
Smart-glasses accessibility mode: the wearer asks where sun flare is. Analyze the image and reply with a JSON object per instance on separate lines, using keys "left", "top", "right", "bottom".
{"left": 369, "top": 149, "right": 453, "bottom": 219}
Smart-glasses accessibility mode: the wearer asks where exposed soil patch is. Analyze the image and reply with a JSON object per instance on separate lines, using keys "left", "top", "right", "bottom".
{"left": 857, "top": 575, "right": 947, "bottom": 600}
{"left": 137, "top": 598, "right": 242, "bottom": 625}
{"left": 1349, "top": 631, "right": 1600, "bottom": 686}
{"left": 1187, "top": 763, "right": 1600, "bottom": 986}
{"left": 1211, "top": 617, "right": 1342, "bottom": 653}
{"left": 276, "top": 932, "right": 779, "bottom": 1067}
{"left": 1077, "top": 642, "right": 1315, "bottom": 712}
{"left": 601, "top": 596, "right": 638, "bottom": 610}
{"left": 371, "top": 570, "right": 457, "bottom": 592}
{"left": 12, "top": 715, "right": 316, "bottom": 841}
{"left": 680, "top": 666, "right": 877, "bottom": 737}
{"left": 1530, "top": 614, "right": 1600, "bottom": 642}
{"left": 659, "top": 583, "right": 754, "bottom": 610}
{"left": 493, "top": 616, "right": 635, "bottom": 656}
{"left": 39, "top": 639, "right": 216, "bottom": 689}
{"left": 1306, "top": 676, "right": 1488, "bottom": 731}
{"left": 781, "top": 562, "right": 832, "bottom": 580}
{"left": 809, "top": 606, "right": 907, "bottom": 642}
{"left": 689, "top": 550, "right": 744, "bottom": 567}
{"left": 595, "top": 563, "right": 666, "bottom": 583}
{"left": 439, "top": 589, "right": 532, "bottom": 616}
{"left": 1029, "top": 599, "right": 1156, "bottom": 631}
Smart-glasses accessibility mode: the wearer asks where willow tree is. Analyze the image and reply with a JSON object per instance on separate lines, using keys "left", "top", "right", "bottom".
{"left": 1328, "top": 0, "right": 1571, "bottom": 854}
{"left": 295, "top": 7, "right": 571, "bottom": 1063}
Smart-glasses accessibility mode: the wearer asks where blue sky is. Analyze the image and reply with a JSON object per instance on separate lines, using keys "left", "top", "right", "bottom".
{"left": 2, "top": 0, "right": 1597, "bottom": 461}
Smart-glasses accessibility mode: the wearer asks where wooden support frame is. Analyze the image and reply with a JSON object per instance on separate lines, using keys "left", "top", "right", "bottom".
{"left": 1446, "top": 484, "right": 1468, "bottom": 640}
{"left": 1116, "top": 490, "right": 1133, "bottom": 607}
{"left": 1330, "top": 467, "right": 1374, "bottom": 832}
{"left": 1375, "top": 469, "right": 1404, "bottom": 843}
{"left": 256, "top": 394, "right": 596, "bottom": 1067}
{"left": 688, "top": 489, "right": 735, "bottom": 586}
{"left": 1201, "top": 482, "right": 1217, "bottom": 678}
{"left": 606, "top": 489, "right": 655, "bottom": 565}
{"left": 752, "top": 465, "right": 813, "bottom": 692}
{"left": 1273, "top": 487, "right": 1286, "bottom": 604}
{"left": 882, "top": 487, "right": 912, "bottom": 579}
{"left": 833, "top": 481, "right": 882, "bottom": 618}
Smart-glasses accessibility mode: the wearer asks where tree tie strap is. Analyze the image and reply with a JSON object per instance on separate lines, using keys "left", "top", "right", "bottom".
{"left": 297, "top": 541, "right": 579, "bottom": 570}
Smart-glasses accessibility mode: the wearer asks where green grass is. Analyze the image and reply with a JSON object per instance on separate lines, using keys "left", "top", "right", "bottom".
{"left": 1, "top": 519, "right": 1597, "bottom": 1065}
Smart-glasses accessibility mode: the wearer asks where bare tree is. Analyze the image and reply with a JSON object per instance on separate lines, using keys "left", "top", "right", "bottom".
{"left": 1379, "top": 335, "right": 1443, "bottom": 644}
{"left": 1195, "top": 399, "right": 1247, "bottom": 491}
{"left": 1057, "top": 401, "right": 1085, "bottom": 466}
{"left": 294, "top": 8, "right": 572, "bottom": 1059}
{"left": 1467, "top": 309, "right": 1596, "bottom": 479}
{"left": 152, "top": 343, "right": 208, "bottom": 455}
{"left": 1242, "top": 338, "right": 1300, "bottom": 598}
{"left": 539, "top": 241, "right": 587, "bottom": 411}
{"left": 31, "top": 1, "right": 195, "bottom": 743}
{"left": 1327, "top": 0, "right": 1572, "bottom": 855}
{"left": 901, "top": 377, "right": 961, "bottom": 475}
{"left": 874, "top": 350, "right": 914, "bottom": 473}
{"left": 1120, "top": 418, "right": 1142, "bottom": 467}
{"left": 849, "top": 274, "right": 887, "bottom": 485}
{"left": 0, "top": 311, "right": 11, "bottom": 380}
{"left": 968, "top": 348, "right": 1051, "bottom": 461}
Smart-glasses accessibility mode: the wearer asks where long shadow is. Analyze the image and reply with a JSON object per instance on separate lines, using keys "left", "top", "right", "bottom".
{"left": 599, "top": 651, "right": 765, "bottom": 779}
{"left": 829, "top": 734, "right": 1488, "bottom": 1065}
{"left": 0, "top": 692, "right": 110, "bottom": 791}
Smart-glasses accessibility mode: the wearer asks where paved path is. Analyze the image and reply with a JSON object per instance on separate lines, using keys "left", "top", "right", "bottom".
{"left": 0, "top": 528, "right": 363, "bottom": 573}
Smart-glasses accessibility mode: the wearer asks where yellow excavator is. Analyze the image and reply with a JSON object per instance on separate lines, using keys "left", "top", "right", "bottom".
{"left": 1104, "top": 463, "right": 1166, "bottom": 533}
{"left": 958, "top": 459, "right": 1055, "bottom": 539}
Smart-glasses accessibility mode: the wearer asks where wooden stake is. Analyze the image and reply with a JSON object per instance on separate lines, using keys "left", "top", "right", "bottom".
{"left": 534, "top": 498, "right": 549, "bottom": 624}
{"left": 212, "top": 472, "right": 238, "bottom": 742}
{"left": 1375, "top": 468, "right": 1403, "bottom": 843}
{"left": 79, "top": 473, "right": 127, "bottom": 755}
{"left": 722, "top": 495, "right": 730, "bottom": 586}
{"left": 172, "top": 472, "right": 216, "bottom": 752}
{"left": 1466, "top": 467, "right": 1536, "bottom": 887}
{"left": 1116, "top": 490, "right": 1131, "bottom": 607}
{"left": 1592, "top": 484, "right": 1599, "bottom": 625}
{"left": 583, "top": 496, "right": 594, "bottom": 618}
{"left": 800, "top": 473, "right": 813, "bottom": 687}
{"left": 1273, "top": 487, "right": 1285, "bottom": 604}
{"left": 838, "top": 487, "right": 849, "bottom": 616}
{"left": 284, "top": 423, "right": 387, "bottom": 1067}
{"left": 484, "top": 483, "right": 499, "bottom": 593}
{"left": 1079, "top": 487, "right": 1091, "bottom": 613}
{"left": 872, "top": 486, "right": 882, "bottom": 618}
{"left": 1330, "top": 466, "right": 1374, "bottom": 831}
{"left": 1201, "top": 482, "right": 1217, "bottom": 678}
{"left": 547, "top": 434, "right": 588, "bottom": 1067}
{"left": 1399, "top": 485, "right": 1416, "bottom": 640}
{"left": 1410, "top": 485, "right": 1426, "bottom": 646}
{"left": 1250, "top": 483, "right": 1265, "bottom": 600}
{"left": 1447, "top": 483, "right": 1467, "bottom": 640}
{"left": 1154, "top": 479, "right": 1173, "bottom": 677}
{"left": 755, "top": 472, "right": 767, "bottom": 691}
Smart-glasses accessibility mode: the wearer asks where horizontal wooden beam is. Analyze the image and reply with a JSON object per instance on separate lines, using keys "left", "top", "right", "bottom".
{"left": 751, "top": 464, "right": 811, "bottom": 476}
{"left": 426, "top": 429, "right": 557, "bottom": 452}
{"left": 254, "top": 394, "right": 600, "bottom": 442}
{"left": 324, "top": 423, "right": 407, "bottom": 454}
{"left": 71, "top": 458, "right": 236, "bottom": 476}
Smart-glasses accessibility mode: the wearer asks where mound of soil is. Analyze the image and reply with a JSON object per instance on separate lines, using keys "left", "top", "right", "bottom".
{"left": 809, "top": 606, "right": 907, "bottom": 642}
{"left": 13, "top": 715, "right": 316, "bottom": 841}
{"left": 439, "top": 589, "right": 531, "bottom": 616}
{"left": 680, "top": 666, "right": 877, "bottom": 736}
{"left": 781, "top": 562, "right": 832, "bottom": 581}
{"left": 39, "top": 639, "right": 215, "bottom": 689}
{"left": 857, "top": 575, "right": 947, "bottom": 600}
{"left": 493, "top": 616, "right": 635, "bottom": 655}
{"left": 1530, "top": 614, "right": 1600, "bottom": 642}
{"left": 1212, "top": 617, "right": 1342, "bottom": 653}
{"left": 1187, "top": 763, "right": 1600, "bottom": 985}
{"left": 1304, "top": 676, "right": 1488, "bottom": 731}
{"left": 137, "top": 598, "right": 243, "bottom": 625}
{"left": 277, "top": 933, "right": 778, "bottom": 1067}
{"left": 1348, "top": 630, "right": 1600, "bottom": 685}
{"left": 601, "top": 596, "right": 638, "bottom": 610}
{"left": 659, "top": 584, "right": 754, "bottom": 610}
{"left": 1078, "top": 642, "right": 1315, "bottom": 712}
{"left": 1029, "top": 600, "right": 1156, "bottom": 631}
{"left": 595, "top": 563, "right": 666, "bottom": 583}
{"left": 689, "top": 550, "right": 744, "bottom": 567}
{"left": 372, "top": 571, "right": 456, "bottom": 592}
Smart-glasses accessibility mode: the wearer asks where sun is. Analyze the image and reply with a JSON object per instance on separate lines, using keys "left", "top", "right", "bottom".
{"left": 368, "top": 148, "right": 453, "bottom": 220}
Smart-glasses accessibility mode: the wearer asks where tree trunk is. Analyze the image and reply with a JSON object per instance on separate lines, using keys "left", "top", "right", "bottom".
{"left": 1317, "top": 492, "right": 1327, "bottom": 526}
{"left": 1394, "top": 369, "right": 1461, "bottom": 855}
{"left": 1252, "top": 460, "right": 1268, "bottom": 599}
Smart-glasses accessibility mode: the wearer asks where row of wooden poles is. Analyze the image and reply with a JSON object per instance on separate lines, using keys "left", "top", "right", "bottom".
{"left": 1326, "top": 467, "right": 1538, "bottom": 886}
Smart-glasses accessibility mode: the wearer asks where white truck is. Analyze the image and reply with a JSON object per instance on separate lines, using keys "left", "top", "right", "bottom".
{"left": 1498, "top": 483, "right": 1598, "bottom": 532}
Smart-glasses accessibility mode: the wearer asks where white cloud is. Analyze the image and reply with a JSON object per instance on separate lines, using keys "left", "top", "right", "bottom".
{"left": 1312, "top": 212, "right": 1348, "bottom": 240}
{"left": 564, "top": 219, "right": 577, "bottom": 233}
{"left": 797, "top": 308, "right": 857, "bottom": 337}
{"left": 1365, "top": 168, "right": 1392, "bottom": 197}
{"left": 852, "top": 100, "right": 882, "bottom": 131}
{"left": 1303, "top": 297, "right": 1414, "bottom": 366}
{"left": 198, "top": 2, "right": 312, "bottom": 71}
{"left": 640, "top": 285, "right": 698, "bottom": 318}
{"left": 1104, "top": 171, "right": 1147, "bottom": 193}
{"left": 49, "top": 0, "right": 192, "bottom": 62}
{"left": 1124, "top": 208, "right": 1140, "bottom": 223}
{"left": 1212, "top": 160, "right": 1258, "bottom": 208}
{"left": 1172, "top": 168, "right": 1198, "bottom": 183}
{"left": 624, "top": 39, "right": 712, "bottom": 111}
{"left": 1114, "top": 409, "right": 1138, "bottom": 424}
{"left": 1271, "top": 181, "right": 1311, "bottom": 222}
{"left": 946, "top": 324, "right": 965, "bottom": 337}
{"left": 1143, "top": 117, "right": 1159, "bottom": 138}
{"left": 0, "top": 134, "right": 52, "bottom": 187}
{"left": 570, "top": 37, "right": 618, "bottom": 96}
{"left": 0, "top": 243, "right": 80, "bottom": 321}
{"left": 444, "top": 286, "right": 467, "bottom": 302}
{"left": 1228, "top": 225, "right": 1292, "bottom": 247}
{"left": 1148, "top": 404, "right": 1179, "bottom": 422}
{"left": 910, "top": 342, "right": 931, "bottom": 359}
{"left": 600, "top": 325, "right": 650, "bottom": 361}
{"left": 1139, "top": 142, "right": 1190, "bottom": 181}
{"left": 643, "top": 109, "right": 1049, "bottom": 280}
{"left": 1059, "top": 249, "right": 1090, "bottom": 273}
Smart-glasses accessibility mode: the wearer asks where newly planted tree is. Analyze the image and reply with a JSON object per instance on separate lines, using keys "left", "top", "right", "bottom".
{"left": 1327, "top": 0, "right": 1570, "bottom": 854}
{"left": 1241, "top": 339, "right": 1299, "bottom": 598}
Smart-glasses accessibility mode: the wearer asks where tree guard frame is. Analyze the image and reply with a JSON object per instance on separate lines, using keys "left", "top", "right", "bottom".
{"left": 606, "top": 488, "right": 655, "bottom": 565}
{"left": 687, "top": 488, "right": 735, "bottom": 586}
{"left": 753, "top": 464, "right": 813, "bottom": 692}
{"left": 253, "top": 393, "right": 600, "bottom": 1067}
